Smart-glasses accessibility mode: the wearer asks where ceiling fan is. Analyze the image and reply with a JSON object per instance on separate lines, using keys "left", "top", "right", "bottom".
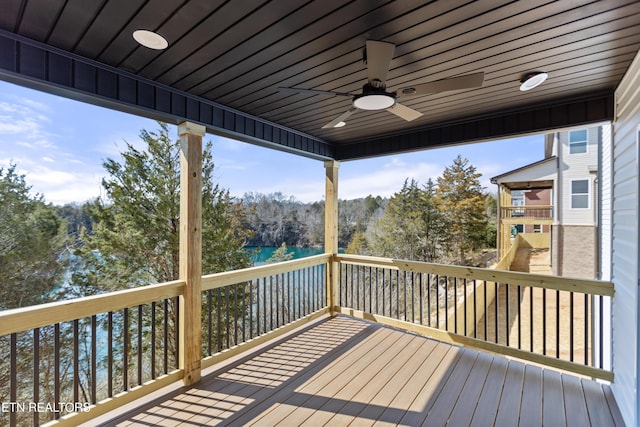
{"left": 278, "top": 40, "right": 485, "bottom": 129}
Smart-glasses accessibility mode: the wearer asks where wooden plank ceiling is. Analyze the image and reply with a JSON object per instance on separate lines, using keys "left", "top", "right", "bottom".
{"left": 0, "top": 0, "right": 639, "bottom": 160}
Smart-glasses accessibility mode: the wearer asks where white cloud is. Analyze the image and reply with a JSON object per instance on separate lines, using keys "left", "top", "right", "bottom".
{"left": 7, "top": 161, "right": 104, "bottom": 204}
{"left": 340, "top": 157, "right": 442, "bottom": 199}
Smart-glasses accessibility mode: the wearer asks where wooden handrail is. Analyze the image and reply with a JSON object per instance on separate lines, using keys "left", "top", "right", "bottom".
{"left": 336, "top": 254, "right": 614, "bottom": 297}
{"left": 201, "top": 253, "right": 331, "bottom": 291}
{"left": 0, "top": 280, "right": 185, "bottom": 336}
{"left": 0, "top": 254, "right": 332, "bottom": 337}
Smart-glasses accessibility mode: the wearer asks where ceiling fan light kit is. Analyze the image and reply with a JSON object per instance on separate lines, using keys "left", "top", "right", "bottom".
{"left": 279, "top": 40, "right": 485, "bottom": 129}
{"left": 353, "top": 94, "right": 396, "bottom": 110}
{"left": 520, "top": 71, "right": 548, "bottom": 91}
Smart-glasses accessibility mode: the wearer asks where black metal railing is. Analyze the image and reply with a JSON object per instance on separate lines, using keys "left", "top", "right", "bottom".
{"left": 0, "top": 295, "right": 179, "bottom": 427}
{"left": 201, "top": 259, "right": 327, "bottom": 356}
{"left": 337, "top": 254, "right": 613, "bottom": 379}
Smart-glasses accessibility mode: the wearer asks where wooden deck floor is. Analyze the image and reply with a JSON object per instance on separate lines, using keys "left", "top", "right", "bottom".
{"left": 98, "top": 316, "right": 624, "bottom": 426}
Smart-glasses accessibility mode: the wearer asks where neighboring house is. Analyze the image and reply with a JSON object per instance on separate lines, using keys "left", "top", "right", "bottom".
{"left": 492, "top": 125, "right": 603, "bottom": 279}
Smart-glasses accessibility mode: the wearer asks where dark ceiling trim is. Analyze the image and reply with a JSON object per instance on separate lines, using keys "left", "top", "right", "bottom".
{"left": 335, "top": 92, "right": 615, "bottom": 161}
{"left": 0, "top": 30, "right": 334, "bottom": 160}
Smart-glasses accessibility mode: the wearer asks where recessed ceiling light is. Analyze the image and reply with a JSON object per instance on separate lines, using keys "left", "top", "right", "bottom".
{"left": 519, "top": 72, "right": 548, "bottom": 91}
{"left": 133, "top": 30, "right": 168, "bottom": 50}
{"left": 334, "top": 121, "right": 346, "bottom": 128}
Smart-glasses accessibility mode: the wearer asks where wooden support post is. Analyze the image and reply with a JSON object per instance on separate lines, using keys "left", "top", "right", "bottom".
{"left": 178, "top": 121, "right": 205, "bottom": 386}
{"left": 324, "top": 160, "right": 339, "bottom": 315}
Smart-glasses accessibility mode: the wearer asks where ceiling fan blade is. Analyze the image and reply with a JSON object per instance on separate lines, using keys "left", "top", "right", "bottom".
{"left": 397, "top": 72, "right": 485, "bottom": 98}
{"left": 366, "top": 40, "right": 395, "bottom": 84}
{"left": 387, "top": 103, "right": 423, "bottom": 122}
{"left": 278, "top": 87, "right": 352, "bottom": 97}
{"left": 321, "top": 108, "right": 357, "bottom": 129}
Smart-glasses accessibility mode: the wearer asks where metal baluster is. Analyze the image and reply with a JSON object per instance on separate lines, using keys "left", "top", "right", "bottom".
{"left": 483, "top": 281, "right": 487, "bottom": 340}
{"left": 123, "top": 308, "right": 129, "bottom": 391}
{"left": 10, "top": 333, "right": 17, "bottom": 426}
{"left": 517, "top": 285, "right": 522, "bottom": 349}
{"left": 91, "top": 315, "right": 97, "bottom": 402}
{"left": 74, "top": 319, "right": 79, "bottom": 404}
{"left": 217, "top": 288, "right": 222, "bottom": 352}
{"left": 34, "top": 328, "right": 40, "bottom": 425}
{"left": 138, "top": 305, "right": 143, "bottom": 385}
{"left": 174, "top": 297, "right": 180, "bottom": 370}
{"left": 505, "top": 284, "right": 510, "bottom": 347}
{"left": 109, "top": 312, "right": 114, "bottom": 395}
{"left": 226, "top": 287, "right": 231, "bottom": 349}
{"left": 427, "top": 274, "right": 432, "bottom": 328}
{"left": 163, "top": 300, "right": 169, "bottom": 374}
{"left": 396, "top": 270, "right": 400, "bottom": 319}
{"left": 419, "top": 273, "right": 423, "bottom": 325}
{"left": 54, "top": 323, "right": 60, "bottom": 418}
{"left": 556, "top": 290, "right": 560, "bottom": 358}
{"left": 436, "top": 275, "right": 440, "bottom": 328}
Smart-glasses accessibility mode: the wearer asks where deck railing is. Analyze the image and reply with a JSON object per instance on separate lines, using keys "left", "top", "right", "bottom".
{"left": 0, "top": 252, "right": 615, "bottom": 426}
{"left": 0, "top": 281, "right": 184, "bottom": 427}
{"left": 199, "top": 254, "right": 329, "bottom": 367}
{"left": 500, "top": 205, "right": 553, "bottom": 219}
{"left": 0, "top": 254, "right": 330, "bottom": 427}
{"left": 336, "top": 254, "right": 614, "bottom": 381}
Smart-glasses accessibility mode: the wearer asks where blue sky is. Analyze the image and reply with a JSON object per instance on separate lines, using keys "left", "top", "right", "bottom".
{"left": 0, "top": 80, "right": 544, "bottom": 205}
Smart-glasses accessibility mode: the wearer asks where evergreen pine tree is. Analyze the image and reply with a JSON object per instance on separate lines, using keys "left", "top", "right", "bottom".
{"left": 435, "top": 155, "right": 488, "bottom": 264}
{"left": 74, "top": 122, "right": 252, "bottom": 294}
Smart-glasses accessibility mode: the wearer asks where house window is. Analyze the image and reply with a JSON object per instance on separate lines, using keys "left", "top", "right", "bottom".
{"left": 533, "top": 224, "right": 542, "bottom": 233}
{"left": 571, "top": 179, "right": 589, "bottom": 208}
{"left": 569, "top": 129, "right": 588, "bottom": 154}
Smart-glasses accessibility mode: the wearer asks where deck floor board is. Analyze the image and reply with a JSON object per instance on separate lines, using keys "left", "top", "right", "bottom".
{"left": 97, "top": 316, "right": 623, "bottom": 427}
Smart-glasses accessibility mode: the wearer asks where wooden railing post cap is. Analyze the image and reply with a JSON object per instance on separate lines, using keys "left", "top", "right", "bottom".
{"left": 178, "top": 122, "right": 206, "bottom": 137}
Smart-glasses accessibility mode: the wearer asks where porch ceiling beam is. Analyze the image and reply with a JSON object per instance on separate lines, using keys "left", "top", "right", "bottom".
{"left": 0, "top": 30, "right": 334, "bottom": 161}
{"left": 335, "top": 92, "right": 615, "bottom": 161}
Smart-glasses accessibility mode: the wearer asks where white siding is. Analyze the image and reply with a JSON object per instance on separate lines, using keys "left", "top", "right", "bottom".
{"left": 493, "top": 157, "right": 557, "bottom": 184}
{"left": 557, "top": 127, "right": 599, "bottom": 225}
{"left": 611, "top": 49, "right": 640, "bottom": 427}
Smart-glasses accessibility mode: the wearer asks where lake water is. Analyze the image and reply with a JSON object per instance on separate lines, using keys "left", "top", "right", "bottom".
{"left": 247, "top": 247, "right": 324, "bottom": 265}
